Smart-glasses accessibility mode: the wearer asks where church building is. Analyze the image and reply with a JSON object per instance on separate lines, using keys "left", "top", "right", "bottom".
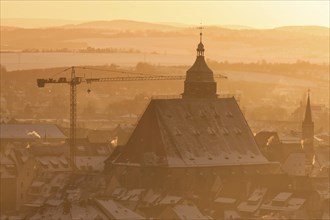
{"left": 106, "top": 32, "right": 279, "bottom": 191}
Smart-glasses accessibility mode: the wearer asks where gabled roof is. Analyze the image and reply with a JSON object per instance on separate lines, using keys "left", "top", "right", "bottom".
{"left": 113, "top": 97, "right": 274, "bottom": 168}
{"left": 237, "top": 187, "right": 267, "bottom": 213}
{"left": 260, "top": 191, "right": 306, "bottom": 212}
{"left": 0, "top": 124, "right": 67, "bottom": 139}
{"left": 95, "top": 199, "right": 145, "bottom": 220}
{"left": 88, "top": 130, "right": 112, "bottom": 143}
{"left": 281, "top": 153, "right": 306, "bottom": 176}
{"left": 172, "top": 204, "right": 209, "bottom": 220}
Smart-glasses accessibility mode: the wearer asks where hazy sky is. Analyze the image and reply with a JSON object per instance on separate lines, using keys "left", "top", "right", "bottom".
{"left": 1, "top": 1, "right": 329, "bottom": 28}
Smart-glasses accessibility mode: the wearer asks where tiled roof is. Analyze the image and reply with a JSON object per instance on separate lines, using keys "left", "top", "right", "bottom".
{"left": 113, "top": 97, "right": 274, "bottom": 167}
{"left": 0, "top": 124, "right": 67, "bottom": 139}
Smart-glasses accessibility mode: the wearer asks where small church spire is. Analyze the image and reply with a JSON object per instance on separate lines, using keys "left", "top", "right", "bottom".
{"left": 304, "top": 89, "right": 312, "bottom": 123}
{"left": 196, "top": 24, "right": 205, "bottom": 57}
{"left": 302, "top": 89, "right": 314, "bottom": 165}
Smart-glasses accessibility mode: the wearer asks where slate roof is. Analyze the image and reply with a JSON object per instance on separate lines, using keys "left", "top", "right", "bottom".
{"left": 171, "top": 204, "right": 209, "bottom": 220}
{"left": 185, "top": 55, "right": 214, "bottom": 82}
{"left": 113, "top": 97, "right": 274, "bottom": 168}
{"left": 260, "top": 192, "right": 306, "bottom": 212}
{"left": 95, "top": 199, "right": 145, "bottom": 220}
{"left": 281, "top": 153, "right": 306, "bottom": 176}
{"left": 237, "top": 187, "right": 267, "bottom": 213}
{"left": 0, "top": 124, "right": 67, "bottom": 140}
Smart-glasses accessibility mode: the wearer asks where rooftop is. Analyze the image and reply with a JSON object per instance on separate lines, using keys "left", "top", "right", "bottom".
{"left": 0, "top": 123, "right": 67, "bottom": 140}
{"left": 113, "top": 98, "right": 276, "bottom": 168}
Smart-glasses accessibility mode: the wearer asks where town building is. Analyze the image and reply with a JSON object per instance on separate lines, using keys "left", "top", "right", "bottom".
{"left": 0, "top": 147, "right": 38, "bottom": 213}
{"left": 106, "top": 32, "right": 280, "bottom": 193}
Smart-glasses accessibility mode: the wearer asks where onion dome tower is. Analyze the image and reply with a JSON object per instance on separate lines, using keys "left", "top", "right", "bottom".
{"left": 183, "top": 31, "right": 217, "bottom": 98}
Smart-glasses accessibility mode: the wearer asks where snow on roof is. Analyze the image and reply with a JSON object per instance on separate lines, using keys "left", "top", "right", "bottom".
{"left": 45, "top": 199, "right": 63, "bottom": 207}
{"left": 112, "top": 188, "right": 127, "bottom": 199}
{"left": 114, "top": 98, "right": 275, "bottom": 168}
{"left": 273, "top": 192, "right": 293, "bottom": 202}
{"left": 214, "top": 197, "right": 237, "bottom": 204}
{"left": 0, "top": 150, "right": 32, "bottom": 178}
{"left": 118, "top": 189, "right": 145, "bottom": 202}
{"left": 70, "top": 204, "right": 108, "bottom": 220}
{"left": 31, "top": 181, "right": 45, "bottom": 188}
{"left": 29, "top": 204, "right": 107, "bottom": 220}
{"left": 0, "top": 164, "right": 16, "bottom": 178}
{"left": 280, "top": 135, "right": 302, "bottom": 144}
{"left": 95, "top": 199, "right": 145, "bottom": 220}
{"left": 24, "top": 197, "right": 47, "bottom": 209}
{"left": 237, "top": 187, "right": 267, "bottom": 213}
{"left": 224, "top": 210, "right": 241, "bottom": 219}
{"left": 75, "top": 156, "right": 107, "bottom": 172}
{"left": 141, "top": 189, "right": 161, "bottom": 205}
{"left": 316, "top": 189, "right": 330, "bottom": 200}
{"left": 315, "top": 148, "right": 330, "bottom": 167}
{"left": 172, "top": 204, "right": 209, "bottom": 220}
{"left": 281, "top": 153, "right": 306, "bottom": 176}
{"left": 36, "top": 156, "right": 70, "bottom": 171}
{"left": 261, "top": 192, "right": 306, "bottom": 212}
{"left": 159, "top": 195, "right": 182, "bottom": 205}
{"left": 0, "top": 124, "right": 67, "bottom": 139}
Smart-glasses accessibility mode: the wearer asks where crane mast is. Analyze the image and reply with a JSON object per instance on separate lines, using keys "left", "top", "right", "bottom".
{"left": 37, "top": 66, "right": 227, "bottom": 170}
{"left": 70, "top": 67, "right": 77, "bottom": 169}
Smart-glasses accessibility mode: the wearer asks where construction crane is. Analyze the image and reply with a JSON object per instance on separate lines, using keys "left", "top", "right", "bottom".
{"left": 37, "top": 66, "right": 227, "bottom": 170}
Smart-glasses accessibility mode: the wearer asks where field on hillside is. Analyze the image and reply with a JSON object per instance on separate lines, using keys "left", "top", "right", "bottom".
{"left": 1, "top": 21, "right": 329, "bottom": 64}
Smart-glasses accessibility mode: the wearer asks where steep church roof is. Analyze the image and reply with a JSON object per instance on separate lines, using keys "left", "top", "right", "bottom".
{"left": 113, "top": 98, "right": 272, "bottom": 167}
{"left": 111, "top": 32, "right": 275, "bottom": 169}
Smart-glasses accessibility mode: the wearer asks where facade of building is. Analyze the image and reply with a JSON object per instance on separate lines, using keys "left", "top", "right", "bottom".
{"left": 0, "top": 148, "right": 38, "bottom": 213}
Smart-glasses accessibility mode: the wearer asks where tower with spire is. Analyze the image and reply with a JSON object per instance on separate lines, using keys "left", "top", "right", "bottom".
{"left": 108, "top": 30, "right": 278, "bottom": 190}
{"left": 183, "top": 28, "right": 217, "bottom": 98}
{"left": 302, "top": 90, "right": 314, "bottom": 162}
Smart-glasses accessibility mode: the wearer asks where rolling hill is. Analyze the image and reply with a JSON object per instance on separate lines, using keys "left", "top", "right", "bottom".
{"left": 1, "top": 20, "right": 329, "bottom": 63}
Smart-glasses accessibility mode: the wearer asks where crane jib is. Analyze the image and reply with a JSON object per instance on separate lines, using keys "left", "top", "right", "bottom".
{"left": 37, "top": 74, "right": 227, "bottom": 87}
{"left": 36, "top": 67, "right": 227, "bottom": 171}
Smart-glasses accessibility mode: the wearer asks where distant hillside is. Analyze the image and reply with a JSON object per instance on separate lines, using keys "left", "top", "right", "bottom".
{"left": 1, "top": 18, "right": 83, "bottom": 28}
{"left": 62, "top": 20, "right": 180, "bottom": 31}
{"left": 274, "top": 26, "right": 330, "bottom": 36}
{"left": 215, "top": 25, "right": 254, "bottom": 30}
{"left": 1, "top": 20, "right": 329, "bottom": 63}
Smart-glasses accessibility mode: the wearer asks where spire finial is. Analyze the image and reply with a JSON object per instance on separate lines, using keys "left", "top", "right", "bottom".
{"left": 198, "top": 22, "right": 203, "bottom": 43}
{"left": 196, "top": 23, "right": 205, "bottom": 57}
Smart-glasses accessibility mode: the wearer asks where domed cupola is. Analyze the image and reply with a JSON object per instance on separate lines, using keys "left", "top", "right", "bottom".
{"left": 183, "top": 31, "right": 217, "bottom": 98}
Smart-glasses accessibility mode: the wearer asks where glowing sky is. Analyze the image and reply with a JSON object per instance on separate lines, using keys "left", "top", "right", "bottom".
{"left": 1, "top": 1, "right": 329, "bottom": 28}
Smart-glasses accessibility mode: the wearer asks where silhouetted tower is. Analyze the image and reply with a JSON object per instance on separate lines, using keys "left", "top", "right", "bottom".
{"left": 183, "top": 29, "right": 217, "bottom": 98}
{"left": 302, "top": 91, "right": 314, "bottom": 163}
